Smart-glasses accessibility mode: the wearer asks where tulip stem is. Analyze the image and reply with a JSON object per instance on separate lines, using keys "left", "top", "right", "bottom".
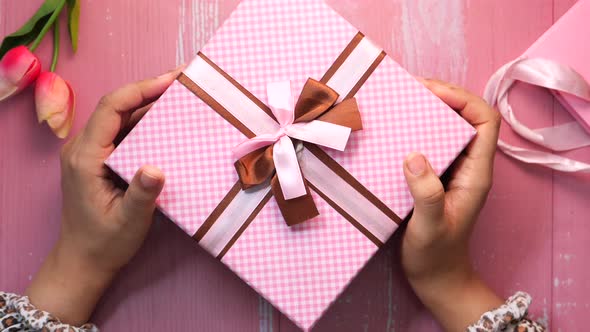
{"left": 50, "top": 22, "right": 60, "bottom": 72}
{"left": 30, "top": 0, "right": 67, "bottom": 52}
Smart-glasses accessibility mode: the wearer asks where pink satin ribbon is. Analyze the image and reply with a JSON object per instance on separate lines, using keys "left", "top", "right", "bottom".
{"left": 484, "top": 57, "right": 590, "bottom": 173}
{"left": 233, "top": 81, "right": 352, "bottom": 199}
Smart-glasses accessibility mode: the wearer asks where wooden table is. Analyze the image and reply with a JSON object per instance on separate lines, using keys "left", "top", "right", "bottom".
{"left": 1, "top": 0, "right": 588, "bottom": 330}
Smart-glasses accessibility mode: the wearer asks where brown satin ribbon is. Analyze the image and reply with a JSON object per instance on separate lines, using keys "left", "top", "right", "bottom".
{"left": 176, "top": 33, "right": 399, "bottom": 257}
{"left": 233, "top": 78, "right": 363, "bottom": 226}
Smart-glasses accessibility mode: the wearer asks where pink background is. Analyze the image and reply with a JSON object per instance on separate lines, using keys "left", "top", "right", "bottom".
{"left": 524, "top": 0, "right": 590, "bottom": 132}
{"left": 1, "top": 0, "right": 589, "bottom": 331}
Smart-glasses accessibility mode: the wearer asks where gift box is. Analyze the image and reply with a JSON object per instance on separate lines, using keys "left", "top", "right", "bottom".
{"left": 106, "top": 0, "right": 475, "bottom": 330}
{"left": 524, "top": 0, "right": 590, "bottom": 133}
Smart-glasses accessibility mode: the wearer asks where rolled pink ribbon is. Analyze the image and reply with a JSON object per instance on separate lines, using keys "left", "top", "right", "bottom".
{"left": 484, "top": 57, "right": 590, "bottom": 173}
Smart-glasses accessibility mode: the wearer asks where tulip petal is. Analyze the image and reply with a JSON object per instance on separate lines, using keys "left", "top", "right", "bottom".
{"left": 53, "top": 81, "right": 75, "bottom": 139}
{"left": 36, "top": 72, "right": 67, "bottom": 121}
{"left": 0, "top": 46, "right": 41, "bottom": 101}
{"left": 0, "top": 78, "right": 18, "bottom": 102}
{"left": 35, "top": 72, "right": 75, "bottom": 139}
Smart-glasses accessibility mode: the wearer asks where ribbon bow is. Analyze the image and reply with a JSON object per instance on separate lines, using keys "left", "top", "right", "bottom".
{"left": 232, "top": 78, "right": 363, "bottom": 226}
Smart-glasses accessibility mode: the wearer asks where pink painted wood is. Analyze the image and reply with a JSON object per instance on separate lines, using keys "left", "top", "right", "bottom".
{"left": 1, "top": 0, "right": 588, "bottom": 331}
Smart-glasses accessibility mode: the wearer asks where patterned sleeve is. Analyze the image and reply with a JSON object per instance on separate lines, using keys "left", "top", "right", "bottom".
{"left": 466, "top": 292, "right": 546, "bottom": 332}
{"left": 0, "top": 291, "right": 98, "bottom": 332}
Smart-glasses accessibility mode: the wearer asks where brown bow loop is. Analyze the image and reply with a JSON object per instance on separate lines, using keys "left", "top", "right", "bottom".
{"left": 294, "top": 79, "right": 339, "bottom": 122}
{"left": 234, "top": 78, "right": 363, "bottom": 226}
{"left": 318, "top": 98, "right": 363, "bottom": 131}
{"left": 234, "top": 146, "right": 275, "bottom": 190}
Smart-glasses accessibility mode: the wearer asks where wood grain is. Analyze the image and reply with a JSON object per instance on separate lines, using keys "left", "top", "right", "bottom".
{"left": 464, "top": 1, "right": 556, "bottom": 329}
{"left": 550, "top": 1, "right": 590, "bottom": 331}
{"left": 1, "top": 0, "right": 588, "bottom": 331}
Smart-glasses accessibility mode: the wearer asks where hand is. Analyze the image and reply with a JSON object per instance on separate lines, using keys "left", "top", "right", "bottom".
{"left": 26, "top": 67, "right": 181, "bottom": 325}
{"left": 401, "top": 78, "right": 503, "bottom": 331}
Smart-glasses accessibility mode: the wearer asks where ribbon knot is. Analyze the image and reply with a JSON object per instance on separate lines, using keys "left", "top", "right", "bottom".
{"left": 276, "top": 127, "right": 287, "bottom": 137}
{"left": 232, "top": 78, "right": 363, "bottom": 226}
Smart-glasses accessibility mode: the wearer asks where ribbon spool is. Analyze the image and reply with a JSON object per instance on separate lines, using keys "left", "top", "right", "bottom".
{"left": 484, "top": 57, "right": 590, "bottom": 173}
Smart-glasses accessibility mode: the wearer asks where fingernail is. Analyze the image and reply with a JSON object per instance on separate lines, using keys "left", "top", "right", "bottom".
{"left": 406, "top": 153, "right": 427, "bottom": 176}
{"left": 140, "top": 167, "right": 161, "bottom": 189}
{"left": 156, "top": 72, "right": 175, "bottom": 80}
{"left": 157, "top": 65, "right": 185, "bottom": 80}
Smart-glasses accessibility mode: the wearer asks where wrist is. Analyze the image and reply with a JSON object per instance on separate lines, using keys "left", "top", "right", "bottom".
{"left": 26, "top": 238, "right": 116, "bottom": 325}
{"left": 409, "top": 260, "right": 503, "bottom": 331}
{"left": 407, "top": 253, "right": 474, "bottom": 299}
{"left": 405, "top": 244, "right": 474, "bottom": 297}
{"left": 52, "top": 238, "right": 118, "bottom": 287}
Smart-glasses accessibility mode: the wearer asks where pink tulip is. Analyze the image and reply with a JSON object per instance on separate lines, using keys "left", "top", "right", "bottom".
{"left": 35, "top": 72, "right": 75, "bottom": 139}
{"left": 0, "top": 46, "right": 42, "bottom": 101}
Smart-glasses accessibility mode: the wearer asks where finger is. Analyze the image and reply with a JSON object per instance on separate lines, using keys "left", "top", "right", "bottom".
{"left": 83, "top": 67, "right": 182, "bottom": 149}
{"left": 418, "top": 78, "right": 497, "bottom": 125}
{"left": 403, "top": 152, "right": 445, "bottom": 224}
{"left": 114, "top": 102, "right": 154, "bottom": 146}
{"left": 418, "top": 78, "right": 501, "bottom": 164}
{"left": 120, "top": 165, "right": 165, "bottom": 222}
{"left": 127, "top": 102, "right": 153, "bottom": 128}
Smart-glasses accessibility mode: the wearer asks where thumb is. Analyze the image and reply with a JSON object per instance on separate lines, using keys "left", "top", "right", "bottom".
{"left": 403, "top": 153, "right": 445, "bottom": 223}
{"left": 121, "top": 165, "right": 165, "bottom": 221}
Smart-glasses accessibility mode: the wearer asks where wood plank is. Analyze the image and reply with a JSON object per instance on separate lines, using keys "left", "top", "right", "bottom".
{"left": 464, "top": 0, "right": 555, "bottom": 328}
{"left": 551, "top": 1, "right": 590, "bottom": 330}
{"left": 0, "top": 0, "right": 62, "bottom": 298}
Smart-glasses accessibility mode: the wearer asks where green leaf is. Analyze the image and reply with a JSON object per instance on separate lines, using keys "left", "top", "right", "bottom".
{"left": 66, "top": 0, "right": 80, "bottom": 53}
{"left": 0, "top": 0, "right": 63, "bottom": 58}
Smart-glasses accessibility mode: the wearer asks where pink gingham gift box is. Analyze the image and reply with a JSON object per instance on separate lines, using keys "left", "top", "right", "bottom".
{"left": 106, "top": 0, "right": 476, "bottom": 330}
